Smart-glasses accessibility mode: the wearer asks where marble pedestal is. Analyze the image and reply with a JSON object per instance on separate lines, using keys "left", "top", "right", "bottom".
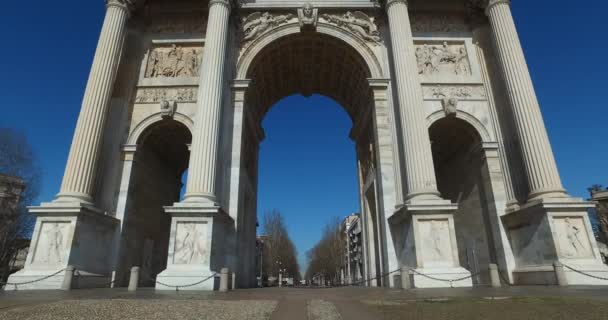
{"left": 155, "top": 203, "right": 233, "bottom": 291}
{"left": 393, "top": 201, "right": 473, "bottom": 288}
{"left": 6, "top": 202, "right": 118, "bottom": 290}
{"left": 504, "top": 198, "right": 608, "bottom": 285}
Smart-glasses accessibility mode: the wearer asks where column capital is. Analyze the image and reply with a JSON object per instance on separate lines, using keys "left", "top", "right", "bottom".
{"left": 209, "top": 0, "right": 233, "bottom": 10}
{"left": 468, "top": 0, "right": 511, "bottom": 12}
{"left": 385, "top": 0, "right": 408, "bottom": 11}
{"left": 105, "top": 0, "right": 135, "bottom": 13}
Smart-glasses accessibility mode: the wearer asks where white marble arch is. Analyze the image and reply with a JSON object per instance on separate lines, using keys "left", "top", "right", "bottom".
{"left": 236, "top": 22, "right": 385, "bottom": 80}
{"left": 426, "top": 110, "right": 493, "bottom": 143}
{"left": 126, "top": 112, "right": 194, "bottom": 146}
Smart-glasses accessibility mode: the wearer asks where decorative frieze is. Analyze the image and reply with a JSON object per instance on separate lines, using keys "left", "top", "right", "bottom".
{"left": 242, "top": 12, "right": 295, "bottom": 43}
{"left": 320, "top": 11, "right": 381, "bottom": 43}
{"left": 135, "top": 87, "right": 198, "bottom": 103}
{"left": 145, "top": 45, "right": 203, "bottom": 79}
{"left": 411, "top": 14, "right": 470, "bottom": 33}
{"left": 416, "top": 42, "right": 471, "bottom": 76}
{"left": 423, "top": 85, "right": 486, "bottom": 100}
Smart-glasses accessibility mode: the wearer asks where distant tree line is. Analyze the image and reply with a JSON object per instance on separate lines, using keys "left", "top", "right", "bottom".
{"left": 305, "top": 217, "right": 346, "bottom": 285}
{"left": 260, "top": 209, "right": 300, "bottom": 284}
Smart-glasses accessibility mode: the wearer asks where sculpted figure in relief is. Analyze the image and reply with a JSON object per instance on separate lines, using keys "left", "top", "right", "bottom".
{"left": 416, "top": 42, "right": 470, "bottom": 76}
{"left": 175, "top": 224, "right": 206, "bottom": 264}
{"left": 321, "top": 11, "right": 381, "bottom": 43}
{"left": 429, "top": 220, "right": 446, "bottom": 261}
{"left": 145, "top": 45, "right": 202, "bottom": 78}
{"left": 298, "top": 3, "right": 318, "bottom": 28}
{"left": 242, "top": 12, "right": 295, "bottom": 42}
{"left": 564, "top": 218, "right": 585, "bottom": 256}
{"left": 46, "top": 223, "right": 64, "bottom": 264}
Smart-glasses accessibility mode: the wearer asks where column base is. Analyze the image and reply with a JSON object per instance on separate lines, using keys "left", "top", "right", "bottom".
{"left": 153, "top": 202, "right": 234, "bottom": 291}
{"left": 410, "top": 267, "right": 473, "bottom": 288}
{"left": 503, "top": 197, "right": 608, "bottom": 285}
{"left": 5, "top": 202, "right": 118, "bottom": 290}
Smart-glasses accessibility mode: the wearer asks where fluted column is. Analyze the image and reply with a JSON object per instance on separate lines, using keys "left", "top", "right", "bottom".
{"left": 183, "top": 0, "right": 231, "bottom": 203}
{"left": 386, "top": 0, "right": 441, "bottom": 202}
{"left": 56, "top": 0, "right": 132, "bottom": 203}
{"left": 486, "top": 0, "right": 566, "bottom": 200}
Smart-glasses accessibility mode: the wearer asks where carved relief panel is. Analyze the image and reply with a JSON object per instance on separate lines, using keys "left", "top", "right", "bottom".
{"left": 418, "top": 218, "right": 455, "bottom": 267}
{"left": 144, "top": 44, "right": 203, "bottom": 80}
{"left": 554, "top": 217, "right": 594, "bottom": 259}
{"left": 416, "top": 41, "right": 471, "bottom": 78}
{"left": 31, "top": 222, "right": 71, "bottom": 265}
{"left": 173, "top": 221, "right": 209, "bottom": 265}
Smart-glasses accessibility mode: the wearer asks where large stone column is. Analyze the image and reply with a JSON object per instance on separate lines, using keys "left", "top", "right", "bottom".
{"left": 485, "top": 0, "right": 566, "bottom": 200}
{"left": 56, "top": 0, "right": 133, "bottom": 204}
{"left": 183, "top": 0, "right": 231, "bottom": 204}
{"left": 385, "top": 0, "right": 441, "bottom": 202}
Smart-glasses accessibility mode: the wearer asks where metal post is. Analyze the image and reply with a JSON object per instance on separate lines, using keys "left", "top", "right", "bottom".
{"left": 128, "top": 266, "right": 140, "bottom": 292}
{"left": 400, "top": 266, "right": 411, "bottom": 290}
{"left": 220, "top": 267, "right": 230, "bottom": 292}
{"left": 553, "top": 261, "right": 568, "bottom": 286}
{"left": 489, "top": 264, "right": 501, "bottom": 288}
{"left": 61, "top": 265, "right": 75, "bottom": 291}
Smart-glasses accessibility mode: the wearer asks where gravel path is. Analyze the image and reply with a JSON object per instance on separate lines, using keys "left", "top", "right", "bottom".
{"left": 0, "top": 299, "right": 277, "bottom": 320}
{"left": 307, "top": 300, "right": 342, "bottom": 320}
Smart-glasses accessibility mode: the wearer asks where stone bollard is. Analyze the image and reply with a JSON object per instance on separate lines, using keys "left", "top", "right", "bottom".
{"left": 128, "top": 266, "right": 140, "bottom": 292}
{"left": 553, "top": 261, "right": 568, "bottom": 286}
{"left": 231, "top": 272, "right": 236, "bottom": 291}
{"left": 400, "top": 266, "right": 411, "bottom": 290}
{"left": 61, "top": 265, "right": 75, "bottom": 291}
{"left": 220, "top": 268, "right": 230, "bottom": 292}
{"left": 278, "top": 273, "right": 283, "bottom": 288}
{"left": 489, "top": 264, "right": 501, "bottom": 288}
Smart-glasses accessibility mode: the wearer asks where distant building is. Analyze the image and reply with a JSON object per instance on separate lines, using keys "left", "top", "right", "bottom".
{"left": 341, "top": 213, "right": 363, "bottom": 285}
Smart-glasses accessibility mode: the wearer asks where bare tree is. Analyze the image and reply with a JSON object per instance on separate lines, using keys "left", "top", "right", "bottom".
{"left": 0, "top": 128, "right": 41, "bottom": 281}
{"left": 305, "top": 217, "right": 346, "bottom": 285}
{"left": 261, "top": 209, "right": 300, "bottom": 284}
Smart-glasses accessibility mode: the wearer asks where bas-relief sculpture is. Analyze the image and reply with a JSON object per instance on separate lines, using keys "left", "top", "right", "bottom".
{"left": 321, "top": 11, "right": 381, "bottom": 43}
{"left": 420, "top": 219, "right": 453, "bottom": 264}
{"left": 416, "top": 42, "right": 471, "bottom": 76}
{"left": 556, "top": 217, "right": 593, "bottom": 259}
{"left": 135, "top": 87, "right": 198, "bottom": 103}
{"left": 145, "top": 45, "right": 203, "bottom": 78}
{"left": 242, "top": 12, "right": 295, "bottom": 42}
{"left": 298, "top": 3, "right": 318, "bottom": 29}
{"left": 174, "top": 222, "right": 208, "bottom": 265}
{"left": 33, "top": 222, "right": 68, "bottom": 265}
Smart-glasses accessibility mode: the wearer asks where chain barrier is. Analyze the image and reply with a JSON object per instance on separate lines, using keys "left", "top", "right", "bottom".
{"left": 563, "top": 264, "right": 608, "bottom": 281}
{"left": 0, "top": 268, "right": 66, "bottom": 290}
{"left": 74, "top": 270, "right": 117, "bottom": 288}
{"left": 407, "top": 268, "right": 482, "bottom": 288}
{"left": 143, "top": 272, "right": 218, "bottom": 292}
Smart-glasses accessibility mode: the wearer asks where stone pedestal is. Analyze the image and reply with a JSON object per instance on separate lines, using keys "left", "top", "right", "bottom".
{"left": 155, "top": 204, "right": 233, "bottom": 291}
{"left": 393, "top": 202, "right": 473, "bottom": 288}
{"left": 6, "top": 203, "right": 118, "bottom": 290}
{"left": 503, "top": 198, "right": 608, "bottom": 285}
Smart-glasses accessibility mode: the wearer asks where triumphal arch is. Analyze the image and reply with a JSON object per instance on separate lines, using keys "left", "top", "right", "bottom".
{"left": 8, "top": 0, "right": 608, "bottom": 290}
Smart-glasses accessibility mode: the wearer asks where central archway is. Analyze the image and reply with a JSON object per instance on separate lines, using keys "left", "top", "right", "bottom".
{"left": 231, "top": 28, "right": 394, "bottom": 288}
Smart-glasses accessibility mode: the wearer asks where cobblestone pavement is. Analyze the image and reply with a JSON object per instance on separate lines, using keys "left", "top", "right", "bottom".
{"left": 1, "top": 286, "right": 608, "bottom": 319}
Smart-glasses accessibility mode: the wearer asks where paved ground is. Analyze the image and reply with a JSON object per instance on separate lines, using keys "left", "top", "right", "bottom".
{"left": 1, "top": 286, "right": 608, "bottom": 319}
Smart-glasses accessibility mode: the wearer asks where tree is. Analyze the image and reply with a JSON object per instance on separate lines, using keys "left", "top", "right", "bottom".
{"left": 0, "top": 128, "right": 41, "bottom": 281}
{"left": 260, "top": 209, "right": 300, "bottom": 284}
{"left": 305, "top": 217, "right": 346, "bottom": 285}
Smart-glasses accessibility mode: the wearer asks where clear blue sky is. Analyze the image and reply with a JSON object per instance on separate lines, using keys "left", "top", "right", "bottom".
{"left": 1, "top": 1, "right": 607, "bottom": 269}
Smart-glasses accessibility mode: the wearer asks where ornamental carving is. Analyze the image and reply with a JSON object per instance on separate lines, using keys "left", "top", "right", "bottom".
{"left": 415, "top": 42, "right": 471, "bottom": 76}
{"left": 298, "top": 3, "right": 318, "bottom": 29}
{"left": 423, "top": 85, "right": 486, "bottom": 100}
{"left": 320, "top": 11, "right": 381, "bottom": 43}
{"left": 145, "top": 45, "right": 203, "bottom": 78}
{"left": 242, "top": 12, "right": 296, "bottom": 43}
{"left": 411, "top": 14, "right": 470, "bottom": 33}
{"left": 135, "top": 87, "right": 198, "bottom": 104}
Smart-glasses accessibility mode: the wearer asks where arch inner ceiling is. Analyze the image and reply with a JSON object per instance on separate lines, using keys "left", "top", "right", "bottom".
{"left": 246, "top": 33, "right": 373, "bottom": 122}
